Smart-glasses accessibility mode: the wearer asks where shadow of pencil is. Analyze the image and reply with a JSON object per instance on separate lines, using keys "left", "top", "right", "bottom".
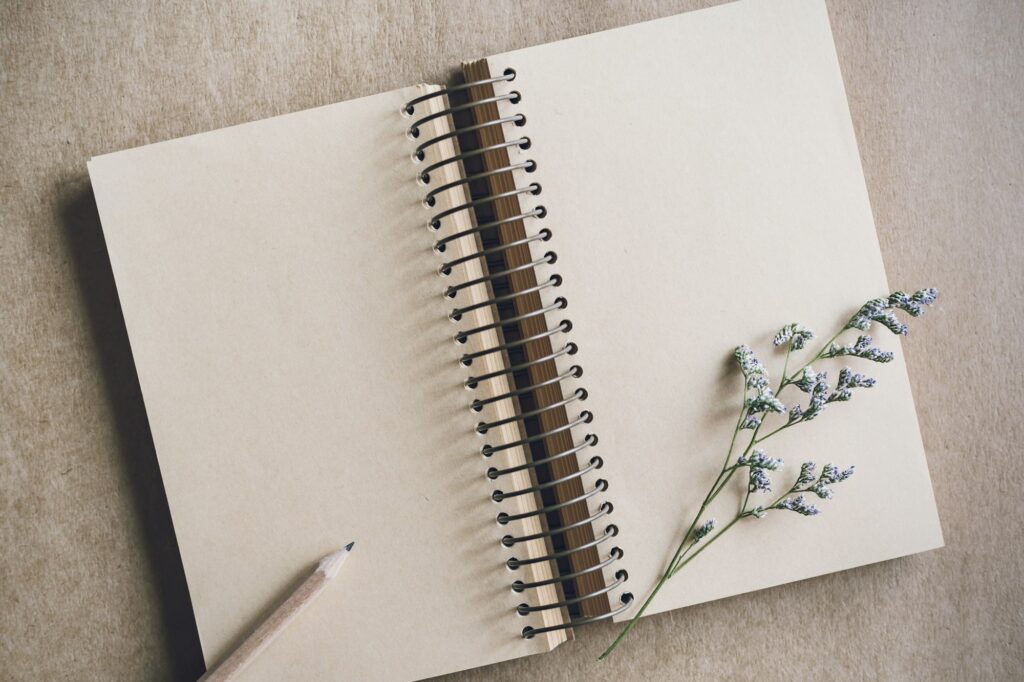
{"left": 58, "top": 179, "right": 206, "bottom": 681}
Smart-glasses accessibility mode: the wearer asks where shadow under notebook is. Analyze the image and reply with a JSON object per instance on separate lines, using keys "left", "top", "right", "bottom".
{"left": 58, "top": 179, "right": 206, "bottom": 681}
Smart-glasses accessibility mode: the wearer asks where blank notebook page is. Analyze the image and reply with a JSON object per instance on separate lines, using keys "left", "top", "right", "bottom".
{"left": 88, "top": 87, "right": 552, "bottom": 681}
{"left": 486, "top": 0, "right": 943, "bottom": 619}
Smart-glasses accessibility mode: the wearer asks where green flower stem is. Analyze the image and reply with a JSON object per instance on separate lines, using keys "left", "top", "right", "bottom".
{"left": 600, "top": 334, "right": 834, "bottom": 661}
{"left": 739, "top": 482, "right": 752, "bottom": 516}
{"left": 669, "top": 515, "right": 742, "bottom": 577}
{"left": 597, "top": 553, "right": 674, "bottom": 660}
{"left": 753, "top": 422, "right": 793, "bottom": 443}
{"left": 599, "top": 405, "right": 750, "bottom": 661}
{"left": 704, "top": 466, "right": 739, "bottom": 505}
{"left": 778, "top": 345, "right": 793, "bottom": 391}
{"left": 782, "top": 330, "right": 844, "bottom": 386}
{"left": 600, "top": 482, "right": 754, "bottom": 661}
{"left": 601, "top": 402, "right": 753, "bottom": 660}
{"left": 718, "top": 386, "right": 749, "bottom": 472}
{"left": 671, "top": 482, "right": 800, "bottom": 579}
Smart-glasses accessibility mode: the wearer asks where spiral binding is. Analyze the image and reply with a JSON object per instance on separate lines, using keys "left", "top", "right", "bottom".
{"left": 403, "top": 72, "right": 631, "bottom": 638}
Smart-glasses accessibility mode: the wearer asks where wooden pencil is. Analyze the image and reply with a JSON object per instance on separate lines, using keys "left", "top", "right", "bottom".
{"left": 199, "top": 543, "right": 354, "bottom": 681}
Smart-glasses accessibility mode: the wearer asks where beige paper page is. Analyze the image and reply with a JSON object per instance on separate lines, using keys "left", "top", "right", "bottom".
{"left": 484, "top": 0, "right": 943, "bottom": 620}
{"left": 87, "top": 87, "right": 555, "bottom": 681}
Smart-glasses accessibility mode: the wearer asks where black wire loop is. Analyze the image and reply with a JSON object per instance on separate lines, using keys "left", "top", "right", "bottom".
{"left": 414, "top": 114, "right": 525, "bottom": 159}
{"left": 408, "top": 92, "right": 519, "bottom": 138}
{"left": 495, "top": 477, "right": 606, "bottom": 523}
{"left": 460, "top": 319, "right": 568, "bottom": 366}
{"left": 433, "top": 208, "right": 544, "bottom": 253}
{"left": 465, "top": 342, "right": 575, "bottom": 389}
{"left": 420, "top": 137, "right": 530, "bottom": 183}
{"left": 456, "top": 298, "right": 566, "bottom": 345}
{"left": 506, "top": 523, "right": 616, "bottom": 570}
{"left": 512, "top": 547, "right": 624, "bottom": 592}
{"left": 450, "top": 275, "right": 560, "bottom": 323}
{"left": 521, "top": 593, "right": 634, "bottom": 638}
{"left": 478, "top": 388, "right": 587, "bottom": 434}
{"left": 425, "top": 160, "right": 535, "bottom": 206}
{"left": 444, "top": 253, "right": 554, "bottom": 300}
{"left": 402, "top": 70, "right": 515, "bottom": 115}
{"left": 470, "top": 365, "right": 582, "bottom": 412}
{"left": 500, "top": 500, "right": 611, "bottom": 546}
{"left": 516, "top": 569, "right": 628, "bottom": 615}
{"left": 491, "top": 453, "right": 600, "bottom": 503}
{"left": 428, "top": 184, "right": 540, "bottom": 230}
{"left": 440, "top": 228, "right": 550, "bottom": 276}
{"left": 487, "top": 434, "right": 597, "bottom": 480}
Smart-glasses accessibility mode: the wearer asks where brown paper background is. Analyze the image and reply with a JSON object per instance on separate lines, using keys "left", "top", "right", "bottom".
{"left": 1, "top": 1, "right": 1021, "bottom": 680}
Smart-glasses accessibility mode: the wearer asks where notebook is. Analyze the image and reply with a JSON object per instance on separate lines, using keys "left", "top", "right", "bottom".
{"left": 87, "top": 0, "right": 943, "bottom": 679}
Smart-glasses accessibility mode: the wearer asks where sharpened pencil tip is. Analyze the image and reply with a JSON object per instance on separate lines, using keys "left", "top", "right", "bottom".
{"left": 344, "top": 541, "right": 355, "bottom": 551}
{"left": 318, "top": 545, "right": 354, "bottom": 579}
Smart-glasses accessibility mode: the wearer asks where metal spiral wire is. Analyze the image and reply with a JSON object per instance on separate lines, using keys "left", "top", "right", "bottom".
{"left": 403, "top": 72, "right": 630, "bottom": 637}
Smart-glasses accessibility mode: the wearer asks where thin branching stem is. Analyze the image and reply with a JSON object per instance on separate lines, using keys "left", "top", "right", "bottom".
{"left": 599, "top": 289, "right": 937, "bottom": 661}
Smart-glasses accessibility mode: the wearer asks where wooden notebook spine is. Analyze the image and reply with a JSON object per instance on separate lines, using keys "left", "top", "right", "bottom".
{"left": 401, "top": 66, "right": 633, "bottom": 639}
{"left": 454, "top": 60, "right": 630, "bottom": 634}
{"left": 404, "top": 84, "right": 572, "bottom": 648}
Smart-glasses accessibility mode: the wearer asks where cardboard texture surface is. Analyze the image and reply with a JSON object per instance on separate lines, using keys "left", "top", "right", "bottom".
{"left": 1, "top": 1, "right": 1022, "bottom": 680}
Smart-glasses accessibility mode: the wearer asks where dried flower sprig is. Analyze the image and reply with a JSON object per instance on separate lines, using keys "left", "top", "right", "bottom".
{"left": 598, "top": 289, "right": 938, "bottom": 661}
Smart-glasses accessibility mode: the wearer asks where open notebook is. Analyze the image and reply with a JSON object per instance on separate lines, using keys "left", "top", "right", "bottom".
{"left": 87, "top": 0, "right": 943, "bottom": 679}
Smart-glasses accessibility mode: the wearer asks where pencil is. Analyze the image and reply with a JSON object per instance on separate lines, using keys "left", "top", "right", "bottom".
{"left": 199, "top": 542, "right": 355, "bottom": 681}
